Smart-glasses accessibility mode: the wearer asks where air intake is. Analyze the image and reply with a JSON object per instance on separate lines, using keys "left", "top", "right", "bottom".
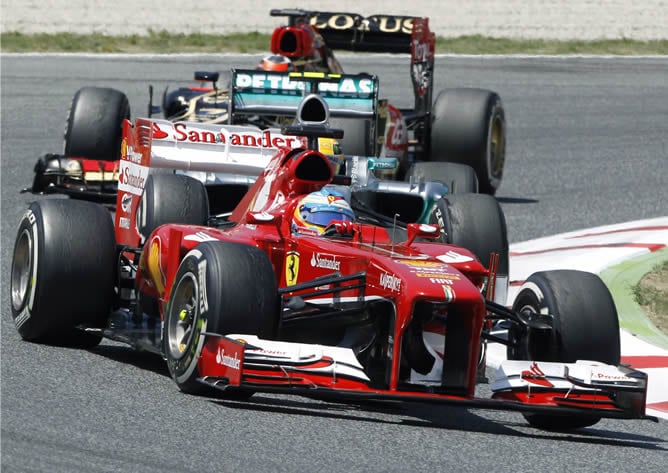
{"left": 297, "top": 94, "right": 329, "bottom": 125}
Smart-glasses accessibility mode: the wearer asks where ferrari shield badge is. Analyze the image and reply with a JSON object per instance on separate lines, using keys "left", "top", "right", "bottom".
{"left": 285, "top": 251, "right": 300, "bottom": 286}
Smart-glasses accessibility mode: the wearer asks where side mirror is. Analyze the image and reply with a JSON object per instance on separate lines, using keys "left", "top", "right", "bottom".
{"left": 405, "top": 223, "right": 439, "bottom": 246}
{"left": 194, "top": 71, "right": 220, "bottom": 83}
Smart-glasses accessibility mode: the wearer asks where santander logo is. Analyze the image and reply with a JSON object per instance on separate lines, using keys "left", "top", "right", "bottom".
{"left": 311, "top": 253, "right": 340, "bottom": 271}
{"left": 216, "top": 347, "right": 241, "bottom": 370}
{"left": 152, "top": 122, "right": 169, "bottom": 139}
{"left": 151, "top": 121, "right": 303, "bottom": 149}
{"left": 521, "top": 362, "right": 554, "bottom": 387}
{"left": 118, "top": 161, "right": 149, "bottom": 195}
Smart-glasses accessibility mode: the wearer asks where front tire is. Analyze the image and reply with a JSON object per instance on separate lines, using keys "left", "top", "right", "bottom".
{"left": 164, "top": 241, "right": 279, "bottom": 394}
{"left": 10, "top": 200, "right": 116, "bottom": 346}
{"left": 510, "top": 270, "right": 621, "bottom": 430}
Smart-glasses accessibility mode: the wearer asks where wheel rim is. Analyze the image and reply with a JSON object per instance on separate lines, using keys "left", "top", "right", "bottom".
{"left": 487, "top": 114, "right": 506, "bottom": 180}
{"left": 166, "top": 272, "right": 200, "bottom": 360}
{"left": 11, "top": 229, "right": 33, "bottom": 311}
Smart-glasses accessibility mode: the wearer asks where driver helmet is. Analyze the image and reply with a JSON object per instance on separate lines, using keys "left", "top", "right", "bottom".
{"left": 292, "top": 188, "right": 355, "bottom": 236}
{"left": 257, "top": 54, "right": 295, "bottom": 72}
{"left": 317, "top": 137, "right": 345, "bottom": 175}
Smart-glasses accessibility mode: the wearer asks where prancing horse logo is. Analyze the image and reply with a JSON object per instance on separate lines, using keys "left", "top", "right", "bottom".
{"left": 285, "top": 251, "right": 300, "bottom": 286}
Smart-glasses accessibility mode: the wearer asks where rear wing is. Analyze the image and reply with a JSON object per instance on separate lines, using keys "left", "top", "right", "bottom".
{"left": 270, "top": 9, "right": 415, "bottom": 53}
{"left": 230, "top": 69, "right": 378, "bottom": 120}
{"left": 269, "top": 10, "right": 435, "bottom": 119}
{"left": 114, "top": 117, "right": 304, "bottom": 247}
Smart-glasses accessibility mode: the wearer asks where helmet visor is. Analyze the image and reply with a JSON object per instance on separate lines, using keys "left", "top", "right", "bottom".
{"left": 304, "top": 210, "right": 353, "bottom": 227}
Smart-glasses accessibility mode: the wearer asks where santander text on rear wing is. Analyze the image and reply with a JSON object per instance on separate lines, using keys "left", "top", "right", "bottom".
{"left": 230, "top": 69, "right": 378, "bottom": 120}
{"left": 114, "top": 117, "right": 305, "bottom": 247}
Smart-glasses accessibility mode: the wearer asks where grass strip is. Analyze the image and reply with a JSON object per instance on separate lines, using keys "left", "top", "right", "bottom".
{"left": 601, "top": 247, "right": 668, "bottom": 351}
{"left": 2, "top": 31, "right": 668, "bottom": 55}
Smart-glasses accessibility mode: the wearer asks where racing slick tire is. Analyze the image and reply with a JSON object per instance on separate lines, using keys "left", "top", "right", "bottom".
{"left": 137, "top": 173, "right": 209, "bottom": 239}
{"left": 10, "top": 199, "right": 116, "bottom": 346}
{"left": 329, "top": 117, "right": 372, "bottom": 157}
{"left": 510, "top": 270, "right": 621, "bottom": 430}
{"left": 429, "top": 88, "right": 505, "bottom": 195}
{"left": 164, "top": 241, "right": 279, "bottom": 395}
{"left": 64, "top": 86, "right": 130, "bottom": 162}
{"left": 405, "top": 162, "right": 479, "bottom": 194}
{"left": 432, "top": 193, "right": 509, "bottom": 286}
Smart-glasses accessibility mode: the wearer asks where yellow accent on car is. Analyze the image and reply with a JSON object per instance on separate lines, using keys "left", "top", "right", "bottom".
{"left": 289, "top": 72, "right": 341, "bottom": 80}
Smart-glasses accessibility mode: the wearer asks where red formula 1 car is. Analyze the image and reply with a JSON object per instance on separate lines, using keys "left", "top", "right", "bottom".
{"left": 10, "top": 94, "right": 652, "bottom": 431}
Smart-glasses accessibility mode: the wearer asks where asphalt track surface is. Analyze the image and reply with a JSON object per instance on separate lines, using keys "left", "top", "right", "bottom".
{"left": 1, "top": 54, "right": 667, "bottom": 472}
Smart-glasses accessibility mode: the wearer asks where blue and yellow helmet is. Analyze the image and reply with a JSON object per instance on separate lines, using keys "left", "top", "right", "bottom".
{"left": 292, "top": 189, "right": 355, "bottom": 235}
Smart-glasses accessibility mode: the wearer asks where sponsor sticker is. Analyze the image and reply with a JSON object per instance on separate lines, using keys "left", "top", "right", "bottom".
{"left": 121, "top": 138, "right": 143, "bottom": 163}
{"left": 118, "top": 160, "right": 149, "bottom": 195}
{"left": 521, "top": 362, "right": 554, "bottom": 387}
{"left": 152, "top": 122, "right": 169, "bottom": 139}
{"left": 436, "top": 251, "right": 474, "bottom": 264}
{"left": 397, "top": 259, "right": 444, "bottom": 268}
{"left": 414, "top": 272, "right": 460, "bottom": 280}
{"left": 216, "top": 347, "right": 241, "bottom": 370}
{"left": 308, "top": 13, "right": 415, "bottom": 35}
{"left": 380, "top": 272, "right": 401, "bottom": 293}
{"left": 442, "top": 285, "right": 455, "bottom": 302}
{"left": 14, "top": 306, "right": 30, "bottom": 330}
{"left": 311, "top": 253, "right": 341, "bottom": 271}
{"left": 285, "top": 251, "right": 300, "bottom": 286}
{"left": 120, "top": 193, "right": 133, "bottom": 214}
{"left": 430, "top": 278, "right": 454, "bottom": 285}
{"left": 25, "top": 209, "right": 36, "bottom": 226}
{"left": 197, "top": 260, "right": 208, "bottom": 314}
{"left": 118, "top": 217, "right": 131, "bottom": 229}
{"left": 183, "top": 232, "right": 219, "bottom": 243}
{"left": 203, "top": 338, "right": 245, "bottom": 385}
{"left": 146, "top": 238, "right": 165, "bottom": 293}
{"left": 235, "top": 72, "right": 374, "bottom": 98}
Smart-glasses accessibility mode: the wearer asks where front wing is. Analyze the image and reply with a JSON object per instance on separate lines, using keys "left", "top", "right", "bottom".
{"left": 197, "top": 334, "right": 653, "bottom": 421}
{"left": 24, "top": 154, "right": 118, "bottom": 203}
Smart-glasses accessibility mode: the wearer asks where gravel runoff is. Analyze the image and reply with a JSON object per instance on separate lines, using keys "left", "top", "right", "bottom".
{"left": 2, "top": 0, "right": 667, "bottom": 40}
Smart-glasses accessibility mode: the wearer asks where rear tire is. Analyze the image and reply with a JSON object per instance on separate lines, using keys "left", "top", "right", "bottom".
{"left": 64, "top": 87, "right": 130, "bottom": 162}
{"left": 510, "top": 270, "right": 621, "bottom": 430}
{"left": 429, "top": 88, "right": 505, "bottom": 195}
{"left": 406, "top": 162, "right": 479, "bottom": 194}
{"left": 164, "top": 241, "right": 279, "bottom": 394}
{"left": 137, "top": 173, "right": 209, "bottom": 239}
{"left": 10, "top": 200, "right": 116, "bottom": 346}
